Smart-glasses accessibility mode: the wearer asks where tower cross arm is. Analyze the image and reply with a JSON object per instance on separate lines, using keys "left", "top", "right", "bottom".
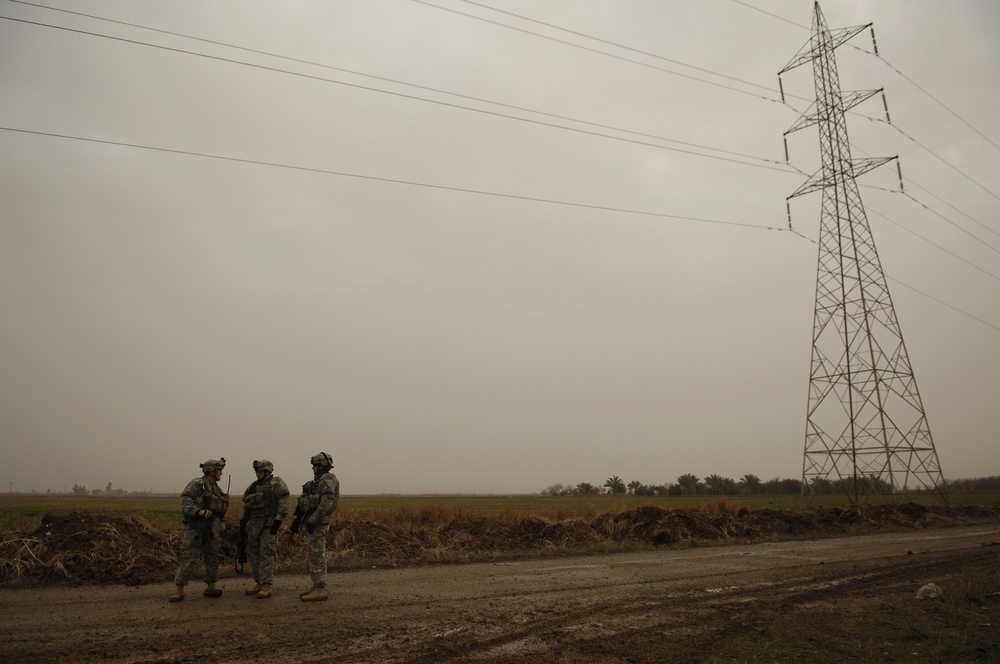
{"left": 841, "top": 89, "right": 883, "bottom": 114}
{"left": 784, "top": 102, "right": 820, "bottom": 135}
{"left": 784, "top": 90, "right": 881, "bottom": 137}
{"left": 778, "top": 23, "right": 872, "bottom": 75}
{"left": 851, "top": 156, "right": 897, "bottom": 179}
{"left": 787, "top": 168, "right": 826, "bottom": 199}
{"left": 786, "top": 157, "right": 896, "bottom": 200}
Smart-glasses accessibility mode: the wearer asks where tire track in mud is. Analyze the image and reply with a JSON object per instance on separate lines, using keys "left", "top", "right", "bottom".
{"left": 398, "top": 544, "right": 1000, "bottom": 663}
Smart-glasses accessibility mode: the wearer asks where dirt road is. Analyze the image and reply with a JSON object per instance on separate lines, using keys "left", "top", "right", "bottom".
{"left": 2, "top": 524, "right": 998, "bottom": 663}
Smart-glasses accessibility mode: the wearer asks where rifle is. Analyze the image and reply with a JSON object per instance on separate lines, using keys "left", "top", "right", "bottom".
{"left": 289, "top": 504, "right": 304, "bottom": 537}
{"left": 235, "top": 515, "right": 249, "bottom": 574}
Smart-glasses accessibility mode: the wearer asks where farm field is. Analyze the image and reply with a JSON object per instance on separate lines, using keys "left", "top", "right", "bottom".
{"left": 2, "top": 491, "right": 994, "bottom": 532}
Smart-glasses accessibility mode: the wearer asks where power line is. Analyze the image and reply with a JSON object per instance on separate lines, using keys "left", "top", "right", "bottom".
{"left": 848, "top": 140, "right": 1000, "bottom": 253}
{"left": 887, "top": 277, "right": 1000, "bottom": 334}
{"left": 0, "top": 13, "right": 797, "bottom": 175}
{"left": 5, "top": 5, "right": 995, "bottom": 333}
{"left": 873, "top": 116, "right": 1000, "bottom": 203}
{"left": 449, "top": 0, "right": 783, "bottom": 96}
{"left": 789, "top": 228, "right": 1000, "bottom": 334}
{"left": 14, "top": 2, "right": 986, "bottom": 232}
{"left": 7, "top": 1, "right": 788, "bottom": 170}
{"left": 899, "top": 191, "right": 1000, "bottom": 257}
{"left": 6, "top": 123, "right": 994, "bottom": 333}
{"left": 860, "top": 182, "right": 1000, "bottom": 260}
{"left": 848, "top": 112, "right": 1000, "bottom": 208}
{"left": 410, "top": 0, "right": 796, "bottom": 105}
{"left": 871, "top": 52, "right": 1000, "bottom": 154}
{"left": 0, "top": 125, "right": 789, "bottom": 232}
{"left": 730, "top": 0, "right": 808, "bottom": 30}
{"left": 904, "top": 177, "right": 1000, "bottom": 241}
{"left": 866, "top": 204, "right": 1000, "bottom": 284}
{"left": 10, "top": 3, "right": 997, "bottom": 262}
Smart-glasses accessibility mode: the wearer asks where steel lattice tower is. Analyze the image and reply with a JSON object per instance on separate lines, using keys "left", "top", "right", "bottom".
{"left": 779, "top": 3, "right": 947, "bottom": 502}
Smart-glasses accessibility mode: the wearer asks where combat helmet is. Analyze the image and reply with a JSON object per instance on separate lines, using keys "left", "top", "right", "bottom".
{"left": 310, "top": 452, "right": 334, "bottom": 470}
{"left": 200, "top": 457, "right": 226, "bottom": 473}
{"left": 253, "top": 459, "right": 274, "bottom": 473}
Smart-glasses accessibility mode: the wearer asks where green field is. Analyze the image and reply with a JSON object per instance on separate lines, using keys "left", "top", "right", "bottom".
{"left": 1, "top": 491, "right": 993, "bottom": 533}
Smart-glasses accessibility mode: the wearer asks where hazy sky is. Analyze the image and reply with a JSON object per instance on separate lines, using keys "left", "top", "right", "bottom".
{"left": 2, "top": 1, "right": 998, "bottom": 495}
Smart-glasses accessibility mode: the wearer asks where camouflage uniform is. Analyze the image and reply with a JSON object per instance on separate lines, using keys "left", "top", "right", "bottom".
{"left": 172, "top": 459, "right": 229, "bottom": 596}
{"left": 242, "top": 464, "right": 290, "bottom": 588}
{"left": 295, "top": 453, "right": 339, "bottom": 595}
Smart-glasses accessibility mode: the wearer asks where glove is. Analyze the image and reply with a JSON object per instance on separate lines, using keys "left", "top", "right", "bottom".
{"left": 290, "top": 519, "right": 300, "bottom": 535}
{"left": 270, "top": 519, "right": 281, "bottom": 535}
{"left": 198, "top": 509, "right": 213, "bottom": 518}
{"left": 306, "top": 523, "right": 314, "bottom": 534}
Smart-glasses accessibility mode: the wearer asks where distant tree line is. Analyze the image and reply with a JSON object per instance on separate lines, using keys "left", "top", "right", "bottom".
{"left": 542, "top": 474, "right": 782, "bottom": 497}
{"left": 946, "top": 476, "right": 1000, "bottom": 492}
{"left": 542, "top": 475, "right": 1000, "bottom": 497}
{"left": 68, "top": 483, "right": 152, "bottom": 496}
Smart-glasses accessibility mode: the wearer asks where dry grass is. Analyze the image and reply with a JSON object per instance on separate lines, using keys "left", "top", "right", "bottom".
{"left": 698, "top": 498, "right": 745, "bottom": 516}
{"left": 4, "top": 500, "right": 1000, "bottom": 587}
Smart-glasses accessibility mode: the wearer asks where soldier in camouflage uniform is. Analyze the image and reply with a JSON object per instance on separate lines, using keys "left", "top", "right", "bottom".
{"left": 291, "top": 452, "right": 340, "bottom": 602}
{"left": 169, "top": 458, "right": 229, "bottom": 602}
{"left": 240, "top": 459, "right": 290, "bottom": 599}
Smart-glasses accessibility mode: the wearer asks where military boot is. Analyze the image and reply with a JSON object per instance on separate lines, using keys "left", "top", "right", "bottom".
{"left": 299, "top": 585, "right": 317, "bottom": 597}
{"left": 301, "top": 586, "right": 328, "bottom": 602}
{"left": 168, "top": 585, "right": 185, "bottom": 602}
{"left": 203, "top": 582, "right": 223, "bottom": 598}
{"left": 255, "top": 583, "right": 272, "bottom": 599}
{"left": 245, "top": 583, "right": 262, "bottom": 596}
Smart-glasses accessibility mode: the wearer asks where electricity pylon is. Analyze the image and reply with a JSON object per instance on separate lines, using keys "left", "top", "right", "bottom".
{"left": 779, "top": 3, "right": 947, "bottom": 503}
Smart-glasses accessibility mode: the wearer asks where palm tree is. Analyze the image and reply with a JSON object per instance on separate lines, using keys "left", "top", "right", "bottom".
{"left": 739, "top": 474, "right": 762, "bottom": 495}
{"left": 704, "top": 474, "right": 735, "bottom": 495}
{"left": 604, "top": 475, "right": 626, "bottom": 494}
{"left": 676, "top": 474, "right": 701, "bottom": 496}
{"left": 627, "top": 480, "right": 643, "bottom": 495}
{"left": 809, "top": 477, "right": 833, "bottom": 494}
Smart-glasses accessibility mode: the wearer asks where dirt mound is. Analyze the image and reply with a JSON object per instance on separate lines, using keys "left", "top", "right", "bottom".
{"left": 0, "top": 512, "right": 180, "bottom": 586}
{"left": 592, "top": 503, "right": 1000, "bottom": 544}
{"left": 2, "top": 503, "right": 998, "bottom": 587}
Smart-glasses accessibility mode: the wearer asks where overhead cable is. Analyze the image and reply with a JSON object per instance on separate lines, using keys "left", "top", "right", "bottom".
{"left": 410, "top": 0, "right": 794, "bottom": 105}
{"left": 849, "top": 141, "right": 1000, "bottom": 252}
{"left": 867, "top": 117, "right": 1000, "bottom": 204}
{"left": 867, "top": 205, "right": 1000, "bottom": 284}
{"left": 904, "top": 178, "right": 1000, "bottom": 241}
{"left": 0, "top": 125, "right": 791, "bottom": 232}
{"left": 887, "top": 277, "right": 1000, "bottom": 334}
{"left": 0, "top": 14, "right": 797, "bottom": 175}
{"left": 6, "top": 1, "right": 788, "bottom": 169}
{"left": 6, "top": 124, "right": 992, "bottom": 329}
{"left": 449, "top": 0, "right": 784, "bottom": 97}
{"left": 875, "top": 55, "right": 1000, "bottom": 153}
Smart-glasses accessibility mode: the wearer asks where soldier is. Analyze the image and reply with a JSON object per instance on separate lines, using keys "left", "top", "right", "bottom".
{"left": 240, "top": 459, "right": 290, "bottom": 599}
{"left": 169, "top": 458, "right": 229, "bottom": 602}
{"left": 291, "top": 452, "right": 340, "bottom": 602}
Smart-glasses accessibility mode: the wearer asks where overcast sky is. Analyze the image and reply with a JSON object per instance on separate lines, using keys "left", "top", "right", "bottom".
{"left": 1, "top": 0, "right": 998, "bottom": 496}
